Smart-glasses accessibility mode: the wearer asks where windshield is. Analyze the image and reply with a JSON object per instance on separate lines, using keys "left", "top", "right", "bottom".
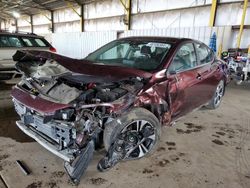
{"left": 85, "top": 40, "right": 172, "bottom": 71}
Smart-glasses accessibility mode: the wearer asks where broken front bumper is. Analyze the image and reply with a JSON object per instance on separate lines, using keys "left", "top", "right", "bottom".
{"left": 16, "top": 121, "right": 75, "bottom": 162}
{"left": 16, "top": 120, "right": 95, "bottom": 184}
{"left": 13, "top": 96, "right": 77, "bottom": 162}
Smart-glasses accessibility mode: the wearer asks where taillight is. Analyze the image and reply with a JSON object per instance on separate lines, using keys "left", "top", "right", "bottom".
{"left": 49, "top": 46, "right": 57, "bottom": 52}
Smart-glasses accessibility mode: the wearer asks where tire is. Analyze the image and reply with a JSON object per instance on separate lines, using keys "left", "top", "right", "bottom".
{"left": 206, "top": 80, "right": 225, "bottom": 109}
{"left": 103, "top": 107, "right": 161, "bottom": 160}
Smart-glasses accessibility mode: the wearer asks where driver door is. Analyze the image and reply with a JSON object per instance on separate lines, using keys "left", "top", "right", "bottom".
{"left": 167, "top": 42, "right": 202, "bottom": 119}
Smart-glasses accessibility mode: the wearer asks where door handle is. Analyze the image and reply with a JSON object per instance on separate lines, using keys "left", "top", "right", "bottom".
{"left": 196, "top": 73, "right": 202, "bottom": 80}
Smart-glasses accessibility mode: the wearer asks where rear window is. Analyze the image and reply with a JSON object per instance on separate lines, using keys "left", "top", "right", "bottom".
{"left": 0, "top": 36, "right": 23, "bottom": 47}
{"left": 21, "top": 37, "right": 49, "bottom": 47}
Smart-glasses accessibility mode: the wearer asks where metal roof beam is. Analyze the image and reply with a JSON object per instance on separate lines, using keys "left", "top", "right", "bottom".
{"left": 1, "top": 2, "right": 48, "bottom": 11}
{"left": 74, "top": 0, "right": 82, "bottom": 5}
{"left": 32, "top": 0, "right": 51, "bottom": 10}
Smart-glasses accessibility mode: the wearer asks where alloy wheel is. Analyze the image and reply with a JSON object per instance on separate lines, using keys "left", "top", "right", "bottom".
{"left": 214, "top": 81, "right": 224, "bottom": 106}
{"left": 116, "top": 120, "right": 157, "bottom": 160}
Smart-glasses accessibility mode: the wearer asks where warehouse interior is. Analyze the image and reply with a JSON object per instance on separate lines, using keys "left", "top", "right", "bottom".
{"left": 0, "top": 0, "right": 250, "bottom": 188}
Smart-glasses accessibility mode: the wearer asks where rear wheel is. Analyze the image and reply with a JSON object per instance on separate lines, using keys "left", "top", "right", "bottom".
{"left": 206, "top": 80, "right": 225, "bottom": 109}
{"left": 103, "top": 108, "right": 161, "bottom": 160}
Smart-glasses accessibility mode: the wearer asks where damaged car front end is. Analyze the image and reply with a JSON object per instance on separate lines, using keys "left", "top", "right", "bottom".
{"left": 11, "top": 49, "right": 155, "bottom": 183}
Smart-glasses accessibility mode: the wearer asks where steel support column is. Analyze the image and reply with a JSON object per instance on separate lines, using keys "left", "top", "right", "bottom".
{"left": 15, "top": 19, "right": 18, "bottom": 32}
{"left": 209, "top": 0, "right": 218, "bottom": 27}
{"left": 81, "top": 4, "right": 84, "bottom": 32}
{"left": 237, "top": 0, "right": 248, "bottom": 48}
{"left": 30, "top": 15, "right": 34, "bottom": 33}
{"left": 51, "top": 11, "right": 54, "bottom": 33}
{"left": 120, "top": 0, "right": 132, "bottom": 30}
{"left": 127, "top": 0, "right": 132, "bottom": 30}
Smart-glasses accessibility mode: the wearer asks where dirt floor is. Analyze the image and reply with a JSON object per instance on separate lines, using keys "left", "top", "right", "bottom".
{"left": 0, "top": 82, "right": 250, "bottom": 188}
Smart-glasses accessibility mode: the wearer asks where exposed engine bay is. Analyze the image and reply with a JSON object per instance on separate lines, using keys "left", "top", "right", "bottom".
{"left": 12, "top": 55, "right": 145, "bottom": 184}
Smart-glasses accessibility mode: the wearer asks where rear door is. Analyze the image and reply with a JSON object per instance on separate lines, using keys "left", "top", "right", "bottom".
{"left": 167, "top": 42, "right": 202, "bottom": 119}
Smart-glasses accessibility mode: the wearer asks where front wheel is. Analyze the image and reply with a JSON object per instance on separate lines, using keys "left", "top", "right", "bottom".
{"left": 103, "top": 108, "right": 161, "bottom": 160}
{"left": 206, "top": 80, "right": 225, "bottom": 109}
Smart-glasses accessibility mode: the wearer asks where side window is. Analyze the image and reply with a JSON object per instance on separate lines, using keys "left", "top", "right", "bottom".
{"left": 0, "top": 36, "right": 23, "bottom": 48}
{"left": 0, "top": 36, "right": 10, "bottom": 47}
{"left": 34, "top": 38, "right": 47, "bottom": 47}
{"left": 168, "top": 43, "right": 197, "bottom": 72}
{"left": 194, "top": 43, "right": 214, "bottom": 64}
{"left": 21, "top": 37, "right": 49, "bottom": 47}
{"left": 22, "top": 38, "right": 33, "bottom": 47}
{"left": 207, "top": 48, "right": 214, "bottom": 62}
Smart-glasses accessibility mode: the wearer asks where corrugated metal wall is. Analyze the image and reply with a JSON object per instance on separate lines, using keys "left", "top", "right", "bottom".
{"left": 2, "top": 0, "right": 248, "bottom": 50}
{"left": 46, "top": 26, "right": 231, "bottom": 59}
{"left": 50, "top": 31, "right": 117, "bottom": 58}
{"left": 120, "top": 26, "right": 232, "bottom": 51}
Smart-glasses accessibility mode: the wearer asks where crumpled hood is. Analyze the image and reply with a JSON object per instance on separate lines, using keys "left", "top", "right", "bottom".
{"left": 13, "top": 50, "right": 152, "bottom": 80}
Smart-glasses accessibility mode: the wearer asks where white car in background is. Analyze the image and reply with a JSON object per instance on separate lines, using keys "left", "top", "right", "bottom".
{"left": 0, "top": 30, "right": 56, "bottom": 83}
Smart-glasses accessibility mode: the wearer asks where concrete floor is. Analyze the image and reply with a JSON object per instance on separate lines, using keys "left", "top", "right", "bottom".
{"left": 0, "top": 83, "right": 250, "bottom": 188}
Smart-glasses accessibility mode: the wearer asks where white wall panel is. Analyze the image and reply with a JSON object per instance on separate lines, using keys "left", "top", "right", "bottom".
{"left": 54, "top": 21, "right": 81, "bottom": 33}
{"left": 132, "top": 0, "right": 210, "bottom": 14}
{"left": 193, "top": 7, "right": 211, "bottom": 26}
{"left": 18, "top": 26, "right": 31, "bottom": 33}
{"left": 43, "top": 34, "right": 52, "bottom": 44}
{"left": 231, "top": 29, "right": 250, "bottom": 48}
{"left": 33, "top": 25, "right": 51, "bottom": 34}
{"left": 54, "top": 8, "right": 81, "bottom": 23}
{"left": 17, "top": 16, "right": 30, "bottom": 27}
{"left": 85, "top": 0, "right": 124, "bottom": 19}
{"left": 132, "top": 6, "right": 211, "bottom": 30}
{"left": 51, "top": 31, "right": 117, "bottom": 58}
{"left": 84, "top": 17, "right": 125, "bottom": 31}
{"left": 0, "top": 22, "right": 5, "bottom": 29}
{"left": 2, "top": 19, "right": 15, "bottom": 31}
{"left": 33, "top": 12, "right": 51, "bottom": 25}
{"left": 120, "top": 26, "right": 232, "bottom": 51}
{"left": 216, "top": 3, "right": 241, "bottom": 26}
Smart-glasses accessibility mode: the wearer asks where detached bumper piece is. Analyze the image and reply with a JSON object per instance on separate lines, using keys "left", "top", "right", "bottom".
{"left": 64, "top": 141, "right": 94, "bottom": 184}
{"left": 98, "top": 142, "right": 125, "bottom": 172}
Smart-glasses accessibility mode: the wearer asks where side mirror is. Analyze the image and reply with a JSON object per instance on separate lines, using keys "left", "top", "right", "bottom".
{"left": 165, "top": 70, "right": 178, "bottom": 82}
{"left": 169, "top": 70, "right": 177, "bottom": 75}
{"left": 165, "top": 70, "right": 176, "bottom": 76}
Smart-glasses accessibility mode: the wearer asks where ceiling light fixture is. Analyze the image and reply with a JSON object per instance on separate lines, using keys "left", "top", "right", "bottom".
{"left": 13, "top": 11, "right": 20, "bottom": 18}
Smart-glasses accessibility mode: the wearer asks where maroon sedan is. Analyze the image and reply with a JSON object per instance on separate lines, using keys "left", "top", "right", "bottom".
{"left": 11, "top": 37, "right": 228, "bottom": 183}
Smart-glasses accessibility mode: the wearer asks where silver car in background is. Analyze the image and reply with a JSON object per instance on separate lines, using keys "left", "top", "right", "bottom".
{"left": 0, "top": 30, "right": 56, "bottom": 82}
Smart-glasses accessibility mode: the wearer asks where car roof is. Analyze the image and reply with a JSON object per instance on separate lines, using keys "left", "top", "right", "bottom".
{"left": 0, "top": 30, "right": 44, "bottom": 38}
{"left": 117, "top": 36, "right": 192, "bottom": 44}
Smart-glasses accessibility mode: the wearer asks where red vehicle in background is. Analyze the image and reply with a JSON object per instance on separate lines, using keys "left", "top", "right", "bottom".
{"left": 11, "top": 37, "right": 228, "bottom": 184}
